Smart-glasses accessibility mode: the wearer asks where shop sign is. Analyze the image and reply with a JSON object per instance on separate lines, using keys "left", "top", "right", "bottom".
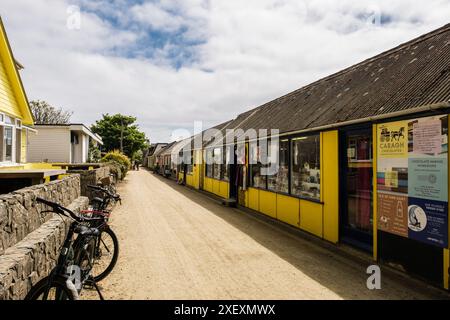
{"left": 376, "top": 115, "right": 448, "bottom": 248}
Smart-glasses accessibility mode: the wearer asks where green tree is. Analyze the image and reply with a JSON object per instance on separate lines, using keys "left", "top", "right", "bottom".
{"left": 29, "top": 100, "right": 73, "bottom": 124}
{"left": 91, "top": 114, "right": 148, "bottom": 158}
{"left": 88, "top": 139, "right": 101, "bottom": 163}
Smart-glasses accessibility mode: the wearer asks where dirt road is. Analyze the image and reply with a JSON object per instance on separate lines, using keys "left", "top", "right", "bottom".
{"left": 84, "top": 170, "right": 448, "bottom": 300}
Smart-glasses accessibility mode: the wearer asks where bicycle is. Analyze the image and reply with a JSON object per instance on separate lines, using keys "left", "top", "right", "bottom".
{"left": 25, "top": 197, "right": 105, "bottom": 300}
{"left": 82, "top": 184, "right": 121, "bottom": 282}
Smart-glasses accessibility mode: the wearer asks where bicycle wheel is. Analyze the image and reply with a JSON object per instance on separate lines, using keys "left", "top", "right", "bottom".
{"left": 91, "top": 227, "right": 119, "bottom": 282}
{"left": 25, "top": 276, "right": 76, "bottom": 300}
{"left": 73, "top": 236, "right": 97, "bottom": 284}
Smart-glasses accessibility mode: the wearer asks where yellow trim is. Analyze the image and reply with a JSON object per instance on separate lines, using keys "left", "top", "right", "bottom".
{"left": 444, "top": 249, "right": 449, "bottom": 290}
{"left": 322, "top": 130, "right": 339, "bottom": 243}
{"left": 0, "top": 18, "right": 33, "bottom": 125}
{"left": 446, "top": 116, "right": 450, "bottom": 289}
{"left": 372, "top": 124, "right": 378, "bottom": 261}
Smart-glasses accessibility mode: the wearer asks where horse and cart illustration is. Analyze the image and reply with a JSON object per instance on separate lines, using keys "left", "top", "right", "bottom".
{"left": 380, "top": 127, "right": 405, "bottom": 142}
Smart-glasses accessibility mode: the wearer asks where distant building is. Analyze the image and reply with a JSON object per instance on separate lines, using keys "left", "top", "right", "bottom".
{"left": 27, "top": 124, "right": 103, "bottom": 163}
{"left": 146, "top": 142, "right": 168, "bottom": 169}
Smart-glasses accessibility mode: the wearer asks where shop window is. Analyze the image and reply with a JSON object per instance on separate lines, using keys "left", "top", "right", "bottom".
{"left": 249, "top": 140, "right": 267, "bottom": 189}
{"left": 268, "top": 139, "right": 289, "bottom": 193}
{"left": 291, "top": 134, "right": 320, "bottom": 200}
{"left": 205, "top": 149, "right": 213, "bottom": 178}
{"left": 222, "top": 145, "right": 231, "bottom": 181}
{"left": 187, "top": 150, "right": 194, "bottom": 174}
{"left": 213, "top": 147, "right": 222, "bottom": 180}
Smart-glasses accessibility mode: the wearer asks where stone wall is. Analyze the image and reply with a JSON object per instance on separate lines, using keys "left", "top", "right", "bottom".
{"left": 67, "top": 166, "right": 111, "bottom": 200}
{"left": 0, "top": 175, "right": 88, "bottom": 300}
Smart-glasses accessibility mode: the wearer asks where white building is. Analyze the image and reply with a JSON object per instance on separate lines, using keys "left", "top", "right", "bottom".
{"left": 27, "top": 124, "right": 103, "bottom": 163}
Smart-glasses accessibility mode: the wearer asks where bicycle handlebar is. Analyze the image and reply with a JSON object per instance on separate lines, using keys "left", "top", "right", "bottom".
{"left": 36, "top": 197, "right": 103, "bottom": 223}
{"left": 87, "top": 184, "right": 121, "bottom": 202}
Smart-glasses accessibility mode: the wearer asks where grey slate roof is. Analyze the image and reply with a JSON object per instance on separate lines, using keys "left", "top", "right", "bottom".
{"left": 204, "top": 23, "right": 450, "bottom": 146}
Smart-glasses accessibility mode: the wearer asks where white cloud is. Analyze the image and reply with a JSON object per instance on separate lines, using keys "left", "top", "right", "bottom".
{"left": 1, "top": 0, "right": 450, "bottom": 142}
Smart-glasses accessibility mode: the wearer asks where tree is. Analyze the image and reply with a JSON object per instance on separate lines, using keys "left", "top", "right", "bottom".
{"left": 91, "top": 114, "right": 149, "bottom": 158}
{"left": 88, "top": 139, "right": 101, "bottom": 163}
{"left": 29, "top": 100, "right": 73, "bottom": 124}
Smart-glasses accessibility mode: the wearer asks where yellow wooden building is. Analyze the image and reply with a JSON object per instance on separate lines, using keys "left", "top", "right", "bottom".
{"left": 170, "top": 23, "right": 450, "bottom": 290}
{"left": 0, "top": 17, "right": 34, "bottom": 168}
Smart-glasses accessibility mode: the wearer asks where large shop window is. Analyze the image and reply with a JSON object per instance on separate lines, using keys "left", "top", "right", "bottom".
{"left": 291, "top": 135, "right": 321, "bottom": 200}
{"left": 268, "top": 139, "right": 289, "bottom": 193}
{"left": 213, "top": 147, "right": 222, "bottom": 180}
{"left": 222, "top": 146, "right": 231, "bottom": 181}
{"left": 249, "top": 140, "right": 267, "bottom": 189}
{"left": 206, "top": 149, "right": 213, "bottom": 177}
{"left": 186, "top": 150, "right": 194, "bottom": 174}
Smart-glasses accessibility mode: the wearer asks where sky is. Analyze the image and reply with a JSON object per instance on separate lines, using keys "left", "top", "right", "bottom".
{"left": 1, "top": 0, "right": 450, "bottom": 142}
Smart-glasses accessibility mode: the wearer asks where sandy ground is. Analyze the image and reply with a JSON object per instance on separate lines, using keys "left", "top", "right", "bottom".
{"left": 83, "top": 170, "right": 449, "bottom": 300}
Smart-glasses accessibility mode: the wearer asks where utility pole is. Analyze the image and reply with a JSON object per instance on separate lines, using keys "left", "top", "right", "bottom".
{"left": 120, "top": 117, "right": 124, "bottom": 153}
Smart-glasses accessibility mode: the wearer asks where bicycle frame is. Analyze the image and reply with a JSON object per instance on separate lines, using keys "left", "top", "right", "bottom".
{"left": 42, "top": 222, "right": 77, "bottom": 300}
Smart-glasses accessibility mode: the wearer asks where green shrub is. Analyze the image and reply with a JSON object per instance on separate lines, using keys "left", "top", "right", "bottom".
{"left": 101, "top": 150, "right": 131, "bottom": 179}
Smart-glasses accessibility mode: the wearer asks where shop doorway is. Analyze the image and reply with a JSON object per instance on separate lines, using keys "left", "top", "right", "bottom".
{"left": 340, "top": 127, "right": 373, "bottom": 252}
{"left": 229, "top": 145, "right": 238, "bottom": 200}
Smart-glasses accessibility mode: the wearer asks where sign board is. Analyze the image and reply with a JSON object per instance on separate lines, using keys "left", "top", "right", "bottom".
{"left": 377, "top": 115, "right": 448, "bottom": 248}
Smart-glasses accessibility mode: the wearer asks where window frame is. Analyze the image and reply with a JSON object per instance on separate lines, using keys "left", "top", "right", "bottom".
{"left": 290, "top": 132, "right": 321, "bottom": 202}
{"left": 245, "top": 132, "right": 322, "bottom": 204}
{"left": 1, "top": 120, "right": 17, "bottom": 164}
{"left": 248, "top": 139, "right": 268, "bottom": 190}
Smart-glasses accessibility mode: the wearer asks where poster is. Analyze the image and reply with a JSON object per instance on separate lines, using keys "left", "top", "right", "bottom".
{"left": 408, "top": 157, "right": 447, "bottom": 201}
{"left": 407, "top": 197, "right": 448, "bottom": 247}
{"left": 377, "top": 115, "right": 448, "bottom": 248}
{"left": 377, "top": 121, "right": 408, "bottom": 158}
{"left": 378, "top": 192, "right": 408, "bottom": 237}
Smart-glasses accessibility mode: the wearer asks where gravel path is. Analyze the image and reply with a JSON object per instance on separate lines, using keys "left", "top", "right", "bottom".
{"left": 83, "top": 170, "right": 448, "bottom": 300}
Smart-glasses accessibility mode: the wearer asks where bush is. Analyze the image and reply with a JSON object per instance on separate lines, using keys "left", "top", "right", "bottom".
{"left": 101, "top": 150, "right": 131, "bottom": 180}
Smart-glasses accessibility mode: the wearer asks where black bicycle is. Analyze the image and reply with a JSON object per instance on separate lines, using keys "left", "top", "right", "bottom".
{"left": 82, "top": 185, "right": 121, "bottom": 282}
{"left": 25, "top": 197, "right": 105, "bottom": 300}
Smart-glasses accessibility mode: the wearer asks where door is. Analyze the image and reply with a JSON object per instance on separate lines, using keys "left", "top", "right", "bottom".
{"left": 229, "top": 145, "right": 238, "bottom": 200}
{"left": 340, "top": 128, "right": 373, "bottom": 252}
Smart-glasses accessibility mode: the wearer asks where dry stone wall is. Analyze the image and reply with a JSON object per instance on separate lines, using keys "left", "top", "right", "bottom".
{"left": 0, "top": 175, "right": 88, "bottom": 300}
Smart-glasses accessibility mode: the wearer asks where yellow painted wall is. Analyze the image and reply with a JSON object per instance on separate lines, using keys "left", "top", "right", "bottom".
{"left": 202, "top": 176, "right": 229, "bottom": 198}
{"left": 191, "top": 149, "right": 201, "bottom": 189}
{"left": 219, "top": 180, "right": 229, "bottom": 199}
{"left": 277, "top": 194, "right": 300, "bottom": 227}
{"left": 0, "top": 54, "right": 20, "bottom": 118}
{"left": 248, "top": 188, "right": 259, "bottom": 212}
{"left": 213, "top": 178, "right": 220, "bottom": 195}
{"left": 186, "top": 174, "right": 193, "bottom": 187}
{"left": 322, "top": 130, "right": 339, "bottom": 243}
{"left": 204, "top": 177, "right": 213, "bottom": 193}
{"left": 259, "top": 190, "right": 277, "bottom": 218}
{"left": 299, "top": 200, "right": 323, "bottom": 237}
{"left": 0, "top": 20, "right": 33, "bottom": 125}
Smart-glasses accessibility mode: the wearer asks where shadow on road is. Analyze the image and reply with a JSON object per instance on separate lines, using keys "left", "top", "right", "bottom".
{"left": 134, "top": 169, "right": 449, "bottom": 300}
